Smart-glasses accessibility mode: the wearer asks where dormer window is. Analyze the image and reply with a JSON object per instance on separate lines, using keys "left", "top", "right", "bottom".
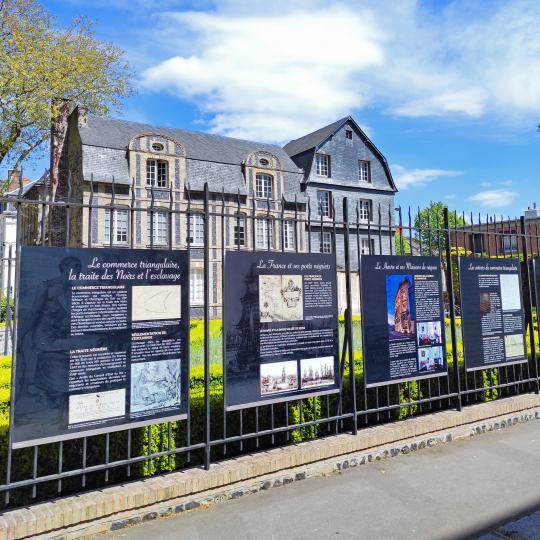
{"left": 255, "top": 173, "right": 273, "bottom": 199}
{"left": 152, "top": 142, "right": 164, "bottom": 152}
{"left": 146, "top": 159, "right": 168, "bottom": 188}
{"left": 259, "top": 158, "right": 269, "bottom": 166}
{"left": 315, "top": 153, "right": 330, "bottom": 177}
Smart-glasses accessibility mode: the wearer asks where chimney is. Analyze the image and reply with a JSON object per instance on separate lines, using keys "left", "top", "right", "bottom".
{"left": 524, "top": 203, "right": 538, "bottom": 220}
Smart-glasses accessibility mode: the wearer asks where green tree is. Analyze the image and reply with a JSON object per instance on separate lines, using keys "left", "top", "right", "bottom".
{"left": 0, "top": 0, "right": 131, "bottom": 172}
{"left": 414, "top": 202, "right": 466, "bottom": 254}
{"left": 395, "top": 231, "right": 411, "bottom": 255}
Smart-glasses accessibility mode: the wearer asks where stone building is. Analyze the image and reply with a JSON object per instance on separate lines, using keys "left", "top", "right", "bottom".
{"left": 394, "top": 277, "right": 414, "bottom": 334}
{"left": 37, "top": 107, "right": 396, "bottom": 316}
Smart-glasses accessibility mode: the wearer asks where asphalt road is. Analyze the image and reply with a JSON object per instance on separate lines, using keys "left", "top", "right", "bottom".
{"left": 107, "top": 420, "right": 540, "bottom": 540}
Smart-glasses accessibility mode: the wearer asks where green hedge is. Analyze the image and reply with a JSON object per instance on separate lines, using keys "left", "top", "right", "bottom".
{"left": 0, "top": 313, "right": 530, "bottom": 506}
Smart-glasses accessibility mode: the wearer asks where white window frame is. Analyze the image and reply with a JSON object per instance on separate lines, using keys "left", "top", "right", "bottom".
{"left": 317, "top": 190, "right": 332, "bottom": 218}
{"left": 502, "top": 234, "right": 517, "bottom": 253}
{"left": 147, "top": 210, "right": 168, "bottom": 246}
{"left": 315, "top": 153, "right": 330, "bottom": 177}
{"left": 284, "top": 221, "right": 295, "bottom": 250}
{"left": 256, "top": 218, "right": 273, "bottom": 249}
{"left": 233, "top": 214, "right": 246, "bottom": 247}
{"left": 322, "top": 231, "right": 332, "bottom": 253}
{"left": 359, "top": 160, "right": 371, "bottom": 183}
{"left": 360, "top": 238, "right": 374, "bottom": 255}
{"left": 146, "top": 159, "right": 168, "bottom": 188}
{"left": 104, "top": 208, "right": 129, "bottom": 245}
{"left": 255, "top": 173, "right": 273, "bottom": 199}
{"left": 188, "top": 214, "right": 204, "bottom": 246}
{"left": 190, "top": 268, "right": 204, "bottom": 306}
{"left": 358, "top": 199, "right": 371, "bottom": 222}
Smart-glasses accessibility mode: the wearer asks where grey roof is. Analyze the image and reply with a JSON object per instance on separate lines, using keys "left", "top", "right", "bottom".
{"left": 283, "top": 117, "right": 348, "bottom": 157}
{"left": 6, "top": 170, "right": 49, "bottom": 197}
{"left": 81, "top": 114, "right": 302, "bottom": 173}
{"left": 80, "top": 114, "right": 306, "bottom": 202}
{"left": 283, "top": 116, "right": 397, "bottom": 192}
{"left": 83, "top": 146, "right": 131, "bottom": 185}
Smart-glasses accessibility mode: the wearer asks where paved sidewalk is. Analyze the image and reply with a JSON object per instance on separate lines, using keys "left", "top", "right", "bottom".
{"left": 106, "top": 420, "right": 540, "bottom": 540}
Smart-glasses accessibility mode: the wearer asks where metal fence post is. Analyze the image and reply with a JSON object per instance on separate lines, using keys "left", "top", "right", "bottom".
{"left": 520, "top": 216, "right": 539, "bottom": 393}
{"left": 443, "top": 207, "right": 462, "bottom": 410}
{"left": 342, "top": 197, "right": 357, "bottom": 434}
{"left": 203, "top": 183, "right": 211, "bottom": 469}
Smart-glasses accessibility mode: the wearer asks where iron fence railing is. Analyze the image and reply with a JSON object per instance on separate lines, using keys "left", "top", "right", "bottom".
{"left": 0, "top": 175, "right": 537, "bottom": 508}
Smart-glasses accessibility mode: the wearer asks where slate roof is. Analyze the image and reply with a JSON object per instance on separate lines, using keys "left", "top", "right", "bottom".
{"left": 79, "top": 114, "right": 306, "bottom": 201}
{"left": 283, "top": 116, "right": 397, "bottom": 191}
{"left": 283, "top": 117, "right": 348, "bottom": 157}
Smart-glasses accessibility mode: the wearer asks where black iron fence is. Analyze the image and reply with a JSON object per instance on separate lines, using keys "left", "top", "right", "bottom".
{"left": 0, "top": 176, "right": 538, "bottom": 508}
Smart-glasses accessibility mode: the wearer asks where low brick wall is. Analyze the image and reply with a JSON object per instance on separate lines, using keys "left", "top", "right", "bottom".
{"left": 2, "top": 393, "right": 540, "bottom": 540}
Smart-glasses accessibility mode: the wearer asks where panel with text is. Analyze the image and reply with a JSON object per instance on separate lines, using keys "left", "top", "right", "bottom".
{"left": 12, "top": 247, "right": 189, "bottom": 448}
{"left": 224, "top": 251, "right": 340, "bottom": 410}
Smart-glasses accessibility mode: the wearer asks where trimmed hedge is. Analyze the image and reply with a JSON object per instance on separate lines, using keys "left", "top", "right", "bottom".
{"left": 0, "top": 315, "right": 530, "bottom": 507}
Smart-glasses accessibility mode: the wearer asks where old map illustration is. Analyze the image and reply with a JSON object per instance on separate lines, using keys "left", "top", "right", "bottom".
{"left": 259, "top": 274, "right": 303, "bottom": 323}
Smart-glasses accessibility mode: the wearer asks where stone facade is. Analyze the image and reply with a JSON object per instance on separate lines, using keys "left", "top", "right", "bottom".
{"left": 38, "top": 109, "right": 396, "bottom": 316}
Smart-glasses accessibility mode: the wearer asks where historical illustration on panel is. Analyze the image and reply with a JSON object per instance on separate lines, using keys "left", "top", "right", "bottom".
{"left": 259, "top": 274, "right": 303, "bottom": 323}
{"left": 130, "top": 359, "right": 181, "bottom": 413}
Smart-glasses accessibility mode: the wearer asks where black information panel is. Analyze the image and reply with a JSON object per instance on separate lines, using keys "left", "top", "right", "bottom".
{"left": 224, "top": 251, "right": 340, "bottom": 410}
{"left": 12, "top": 246, "right": 189, "bottom": 448}
{"left": 459, "top": 257, "right": 526, "bottom": 371}
{"left": 361, "top": 255, "right": 447, "bottom": 387}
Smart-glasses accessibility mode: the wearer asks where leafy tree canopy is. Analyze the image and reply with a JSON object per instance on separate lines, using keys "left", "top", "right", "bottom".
{"left": 414, "top": 202, "right": 466, "bottom": 253}
{"left": 0, "top": 0, "right": 131, "bottom": 171}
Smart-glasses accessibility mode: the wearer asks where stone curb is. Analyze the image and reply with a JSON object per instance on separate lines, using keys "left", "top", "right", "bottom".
{"left": 2, "top": 394, "right": 540, "bottom": 540}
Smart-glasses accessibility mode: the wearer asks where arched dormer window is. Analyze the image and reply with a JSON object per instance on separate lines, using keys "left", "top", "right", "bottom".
{"left": 255, "top": 173, "right": 273, "bottom": 199}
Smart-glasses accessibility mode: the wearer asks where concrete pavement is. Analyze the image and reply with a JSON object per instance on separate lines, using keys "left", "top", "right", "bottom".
{"left": 105, "top": 419, "right": 540, "bottom": 540}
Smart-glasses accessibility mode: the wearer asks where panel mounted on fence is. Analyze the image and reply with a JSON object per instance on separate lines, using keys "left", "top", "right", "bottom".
{"left": 12, "top": 246, "right": 190, "bottom": 449}
{"left": 360, "top": 255, "right": 447, "bottom": 387}
{"left": 459, "top": 257, "right": 526, "bottom": 371}
{"left": 224, "top": 251, "right": 340, "bottom": 410}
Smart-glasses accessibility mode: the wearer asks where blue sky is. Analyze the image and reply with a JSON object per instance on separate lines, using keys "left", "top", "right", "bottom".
{"left": 13, "top": 0, "right": 540, "bottom": 217}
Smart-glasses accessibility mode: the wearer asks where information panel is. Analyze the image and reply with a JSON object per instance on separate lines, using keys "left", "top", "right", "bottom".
{"left": 12, "top": 246, "right": 189, "bottom": 448}
{"left": 224, "top": 251, "right": 340, "bottom": 410}
{"left": 459, "top": 257, "right": 526, "bottom": 371}
{"left": 360, "top": 255, "right": 447, "bottom": 387}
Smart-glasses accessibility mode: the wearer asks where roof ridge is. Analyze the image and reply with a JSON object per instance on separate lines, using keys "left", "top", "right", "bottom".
{"left": 86, "top": 113, "right": 287, "bottom": 151}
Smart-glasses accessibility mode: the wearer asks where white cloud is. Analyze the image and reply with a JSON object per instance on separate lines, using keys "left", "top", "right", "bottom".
{"left": 138, "top": 0, "right": 540, "bottom": 141}
{"left": 467, "top": 189, "right": 518, "bottom": 208}
{"left": 391, "top": 165, "right": 463, "bottom": 189}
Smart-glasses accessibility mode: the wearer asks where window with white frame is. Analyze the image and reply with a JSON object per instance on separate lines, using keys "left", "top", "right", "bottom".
{"left": 104, "top": 208, "right": 129, "bottom": 244}
{"left": 256, "top": 218, "right": 273, "bottom": 249}
{"left": 502, "top": 233, "right": 517, "bottom": 253}
{"left": 146, "top": 159, "right": 168, "bottom": 188}
{"left": 360, "top": 238, "right": 375, "bottom": 255}
{"left": 284, "top": 221, "right": 295, "bottom": 250}
{"left": 358, "top": 199, "right": 371, "bottom": 221}
{"left": 315, "top": 153, "right": 330, "bottom": 177}
{"left": 234, "top": 214, "right": 245, "bottom": 246}
{"left": 317, "top": 190, "right": 332, "bottom": 218}
{"left": 188, "top": 214, "right": 204, "bottom": 245}
{"left": 358, "top": 160, "right": 371, "bottom": 183}
{"left": 190, "top": 268, "right": 204, "bottom": 305}
{"left": 255, "top": 173, "right": 273, "bottom": 199}
{"left": 322, "top": 231, "right": 332, "bottom": 253}
{"left": 147, "top": 211, "right": 168, "bottom": 245}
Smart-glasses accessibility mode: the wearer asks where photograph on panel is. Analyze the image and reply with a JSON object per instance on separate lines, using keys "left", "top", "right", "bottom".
{"left": 260, "top": 360, "right": 298, "bottom": 395}
{"left": 300, "top": 356, "right": 335, "bottom": 389}
{"left": 386, "top": 274, "right": 416, "bottom": 341}
{"left": 417, "top": 321, "right": 442, "bottom": 346}
{"left": 418, "top": 346, "right": 445, "bottom": 372}
{"left": 504, "top": 333, "right": 525, "bottom": 359}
